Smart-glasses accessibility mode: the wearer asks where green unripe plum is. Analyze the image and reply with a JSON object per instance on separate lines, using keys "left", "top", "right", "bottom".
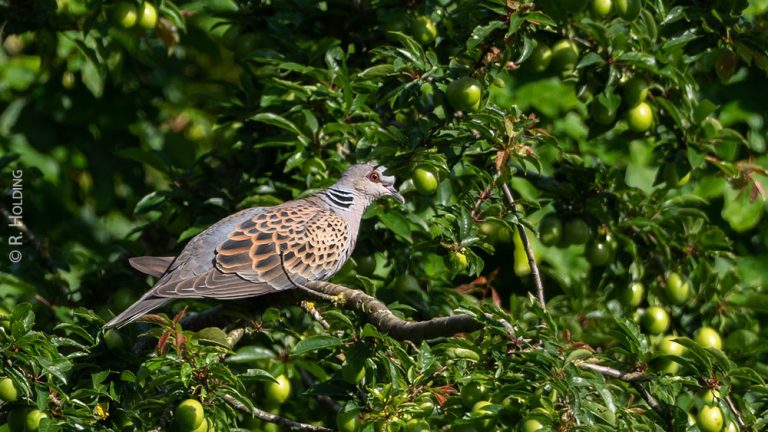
{"left": 175, "top": 399, "right": 205, "bottom": 431}
{"left": 562, "top": 218, "right": 591, "bottom": 245}
{"left": 616, "top": 0, "right": 641, "bottom": 19}
{"left": 550, "top": 39, "right": 580, "bottom": 71}
{"left": 627, "top": 102, "right": 653, "bottom": 132}
{"left": 538, "top": 214, "right": 563, "bottom": 246}
{"left": 527, "top": 43, "right": 552, "bottom": 72}
{"left": 697, "top": 404, "right": 724, "bottom": 432}
{"left": 449, "top": 250, "right": 469, "bottom": 271}
{"left": 471, "top": 401, "right": 496, "bottom": 429}
{"left": 460, "top": 382, "right": 488, "bottom": 409}
{"left": 585, "top": 240, "right": 614, "bottom": 266}
{"left": 641, "top": 306, "right": 670, "bottom": 335}
{"left": 619, "top": 282, "right": 645, "bottom": 308}
{"left": 265, "top": 374, "right": 292, "bottom": 406}
{"left": 664, "top": 272, "right": 690, "bottom": 305}
{"left": 137, "top": 2, "right": 158, "bottom": 29}
{"left": 336, "top": 409, "right": 361, "bottom": 432}
{"left": 25, "top": 409, "right": 48, "bottom": 432}
{"left": 0, "top": 377, "right": 18, "bottom": 402}
{"left": 111, "top": 2, "right": 138, "bottom": 28}
{"left": 656, "top": 335, "right": 685, "bottom": 374}
{"left": 591, "top": 0, "right": 613, "bottom": 17}
{"left": 412, "top": 167, "right": 439, "bottom": 195}
{"left": 521, "top": 418, "right": 545, "bottom": 432}
{"left": 410, "top": 16, "right": 437, "bottom": 45}
{"left": 446, "top": 77, "right": 482, "bottom": 111}
{"left": 695, "top": 327, "right": 722, "bottom": 350}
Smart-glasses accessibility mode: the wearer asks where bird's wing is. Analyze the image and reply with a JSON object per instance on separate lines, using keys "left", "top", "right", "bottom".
{"left": 150, "top": 202, "right": 350, "bottom": 299}
{"left": 214, "top": 202, "right": 350, "bottom": 289}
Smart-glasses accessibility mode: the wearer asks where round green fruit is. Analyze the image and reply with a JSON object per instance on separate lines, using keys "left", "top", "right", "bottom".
{"left": 410, "top": 16, "right": 437, "bottom": 45}
{"left": 480, "top": 221, "right": 513, "bottom": 244}
{"left": 538, "top": 214, "right": 563, "bottom": 246}
{"left": 622, "top": 77, "right": 649, "bottom": 106}
{"left": 355, "top": 255, "right": 376, "bottom": 277}
{"left": 695, "top": 327, "right": 722, "bottom": 350}
{"left": 111, "top": 2, "right": 138, "bottom": 28}
{"left": 412, "top": 167, "right": 438, "bottom": 195}
{"left": 550, "top": 39, "right": 580, "bottom": 71}
{"left": 562, "top": 218, "right": 591, "bottom": 245}
{"left": 521, "top": 418, "right": 545, "bottom": 432}
{"left": 25, "top": 409, "right": 48, "bottom": 432}
{"left": 395, "top": 274, "right": 421, "bottom": 291}
{"left": 404, "top": 419, "right": 430, "bottom": 432}
{"left": 527, "top": 43, "right": 552, "bottom": 73}
{"left": 627, "top": 101, "right": 653, "bottom": 132}
{"left": 591, "top": 0, "right": 613, "bottom": 17}
{"left": 697, "top": 404, "right": 724, "bottom": 432}
{"left": 104, "top": 329, "right": 126, "bottom": 351}
{"left": 265, "top": 374, "right": 292, "bottom": 406}
{"left": 336, "top": 409, "right": 361, "bottom": 432}
{"left": 641, "top": 306, "right": 670, "bottom": 335}
{"left": 724, "top": 421, "right": 738, "bottom": 432}
{"left": 175, "top": 399, "right": 205, "bottom": 431}
{"left": 471, "top": 401, "right": 496, "bottom": 429}
{"left": 616, "top": 0, "right": 641, "bottom": 19}
{"left": 190, "top": 417, "right": 210, "bottom": 432}
{"left": 619, "top": 282, "right": 645, "bottom": 308}
{"left": 460, "top": 382, "right": 488, "bottom": 409}
{"left": 446, "top": 77, "right": 482, "bottom": 111}
{"left": 586, "top": 240, "right": 614, "bottom": 266}
{"left": 449, "top": 250, "right": 469, "bottom": 271}
{"left": 664, "top": 272, "right": 690, "bottom": 305}
{"left": 656, "top": 335, "right": 685, "bottom": 374}
{"left": 0, "top": 377, "right": 18, "bottom": 402}
{"left": 138, "top": 2, "right": 158, "bottom": 29}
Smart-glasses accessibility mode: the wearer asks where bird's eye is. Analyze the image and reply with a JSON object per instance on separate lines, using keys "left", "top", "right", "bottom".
{"left": 367, "top": 171, "right": 380, "bottom": 183}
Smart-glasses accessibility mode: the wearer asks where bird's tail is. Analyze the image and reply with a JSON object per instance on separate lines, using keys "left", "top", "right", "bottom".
{"left": 103, "top": 256, "right": 176, "bottom": 329}
{"left": 103, "top": 296, "right": 172, "bottom": 329}
{"left": 129, "top": 256, "right": 174, "bottom": 278}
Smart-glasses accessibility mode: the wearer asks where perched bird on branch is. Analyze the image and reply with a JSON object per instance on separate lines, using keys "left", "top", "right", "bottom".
{"left": 104, "top": 162, "right": 404, "bottom": 329}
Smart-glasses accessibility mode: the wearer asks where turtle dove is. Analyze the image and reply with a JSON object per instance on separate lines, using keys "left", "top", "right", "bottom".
{"left": 104, "top": 162, "right": 403, "bottom": 328}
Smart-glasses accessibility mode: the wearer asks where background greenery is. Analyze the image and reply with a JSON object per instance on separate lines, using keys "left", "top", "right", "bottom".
{"left": 1, "top": 0, "right": 768, "bottom": 430}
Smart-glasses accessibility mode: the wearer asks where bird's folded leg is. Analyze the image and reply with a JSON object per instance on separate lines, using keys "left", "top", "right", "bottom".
{"left": 279, "top": 250, "right": 345, "bottom": 305}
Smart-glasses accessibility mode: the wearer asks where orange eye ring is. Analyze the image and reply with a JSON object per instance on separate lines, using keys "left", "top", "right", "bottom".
{"left": 367, "top": 171, "right": 381, "bottom": 183}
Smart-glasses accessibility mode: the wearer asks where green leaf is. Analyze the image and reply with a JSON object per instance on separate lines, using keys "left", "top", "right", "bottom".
{"left": 290, "top": 335, "right": 343, "bottom": 356}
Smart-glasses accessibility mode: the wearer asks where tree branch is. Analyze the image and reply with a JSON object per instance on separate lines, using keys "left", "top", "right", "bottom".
{"left": 221, "top": 394, "right": 333, "bottom": 432}
{"left": 500, "top": 182, "right": 546, "bottom": 309}
{"left": 724, "top": 394, "right": 749, "bottom": 432}
{"left": 304, "top": 281, "right": 483, "bottom": 341}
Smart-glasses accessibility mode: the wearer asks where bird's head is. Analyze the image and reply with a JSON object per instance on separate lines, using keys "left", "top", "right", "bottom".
{"left": 337, "top": 161, "right": 405, "bottom": 204}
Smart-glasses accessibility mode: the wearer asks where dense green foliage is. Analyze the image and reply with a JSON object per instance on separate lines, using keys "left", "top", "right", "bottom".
{"left": 2, "top": 0, "right": 768, "bottom": 430}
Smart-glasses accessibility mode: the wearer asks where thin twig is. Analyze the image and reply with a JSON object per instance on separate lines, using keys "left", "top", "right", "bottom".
{"left": 574, "top": 361, "right": 666, "bottom": 422}
{"left": 724, "top": 394, "right": 748, "bottom": 431}
{"left": 221, "top": 394, "right": 333, "bottom": 432}
{"left": 574, "top": 361, "right": 654, "bottom": 382}
{"left": 631, "top": 382, "right": 666, "bottom": 420}
{"left": 500, "top": 182, "right": 546, "bottom": 309}
{"left": 301, "top": 300, "right": 330, "bottom": 329}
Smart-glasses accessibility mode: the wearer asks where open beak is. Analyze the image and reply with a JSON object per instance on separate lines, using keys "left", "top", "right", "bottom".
{"left": 387, "top": 185, "right": 405, "bottom": 204}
